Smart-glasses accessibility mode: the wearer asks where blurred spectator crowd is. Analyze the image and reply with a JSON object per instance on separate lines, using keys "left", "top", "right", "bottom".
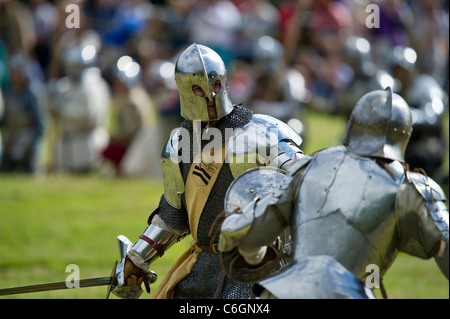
{"left": 0, "top": 0, "right": 448, "bottom": 182}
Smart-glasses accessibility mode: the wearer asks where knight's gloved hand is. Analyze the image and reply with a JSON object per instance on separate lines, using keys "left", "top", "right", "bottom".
{"left": 111, "top": 246, "right": 156, "bottom": 299}
{"left": 123, "top": 257, "right": 151, "bottom": 294}
{"left": 218, "top": 201, "right": 256, "bottom": 252}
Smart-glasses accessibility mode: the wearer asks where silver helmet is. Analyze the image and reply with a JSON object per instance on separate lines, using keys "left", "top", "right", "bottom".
{"left": 342, "top": 87, "right": 412, "bottom": 162}
{"left": 174, "top": 43, "right": 233, "bottom": 121}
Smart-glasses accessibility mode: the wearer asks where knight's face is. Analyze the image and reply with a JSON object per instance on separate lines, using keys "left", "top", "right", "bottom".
{"left": 192, "top": 80, "right": 221, "bottom": 120}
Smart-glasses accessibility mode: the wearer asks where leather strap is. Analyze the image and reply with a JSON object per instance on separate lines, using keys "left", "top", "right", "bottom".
{"left": 139, "top": 235, "right": 167, "bottom": 257}
{"left": 212, "top": 271, "right": 227, "bottom": 299}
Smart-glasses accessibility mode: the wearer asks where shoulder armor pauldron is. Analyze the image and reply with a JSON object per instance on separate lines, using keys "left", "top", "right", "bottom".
{"left": 161, "top": 128, "right": 185, "bottom": 209}
{"left": 227, "top": 114, "right": 303, "bottom": 178}
{"left": 407, "top": 171, "right": 448, "bottom": 241}
{"left": 407, "top": 171, "right": 447, "bottom": 203}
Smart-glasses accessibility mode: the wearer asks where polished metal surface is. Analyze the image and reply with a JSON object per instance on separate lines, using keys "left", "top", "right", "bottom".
{"left": 175, "top": 43, "right": 233, "bottom": 121}
{"left": 226, "top": 114, "right": 303, "bottom": 178}
{"left": 257, "top": 255, "right": 375, "bottom": 299}
{"left": 160, "top": 127, "right": 186, "bottom": 209}
{"left": 132, "top": 224, "right": 178, "bottom": 264}
{"left": 343, "top": 87, "right": 412, "bottom": 162}
{"left": 224, "top": 166, "right": 286, "bottom": 213}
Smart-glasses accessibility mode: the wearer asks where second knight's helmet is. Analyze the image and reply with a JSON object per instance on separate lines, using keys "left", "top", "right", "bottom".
{"left": 343, "top": 87, "right": 412, "bottom": 162}
{"left": 174, "top": 43, "right": 233, "bottom": 121}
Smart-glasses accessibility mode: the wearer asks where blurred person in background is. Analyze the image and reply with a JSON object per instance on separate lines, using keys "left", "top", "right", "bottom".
{"left": 370, "top": 0, "right": 413, "bottom": 50}
{"left": 101, "top": 0, "right": 154, "bottom": 63}
{"left": 280, "top": 0, "right": 354, "bottom": 114}
{"left": 102, "top": 55, "right": 161, "bottom": 178}
{"left": 47, "top": 42, "right": 110, "bottom": 174}
{"left": 0, "top": 0, "right": 36, "bottom": 57}
{"left": 101, "top": 55, "right": 147, "bottom": 176}
{"left": 337, "top": 36, "right": 395, "bottom": 118}
{"left": 144, "top": 58, "right": 181, "bottom": 149}
{"left": 0, "top": 40, "right": 7, "bottom": 161}
{"left": 232, "top": 0, "right": 280, "bottom": 60}
{"left": 0, "top": 89, "right": 3, "bottom": 161}
{"left": 0, "top": 40, "right": 8, "bottom": 90}
{"left": 382, "top": 45, "right": 448, "bottom": 181}
{"left": 245, "top": 35, "right": 309, "bottom": 139}
{"left": 408, "top": 0, "right": 449, "bottom": 89}
{"left": 29, "top": 0, "right": 58, "bottom": 80}
{"left": 185, "top": 0, "right": 243, "bottom": 67}
{"left": 0, "top": 54, "right": 45, "bottom": 173}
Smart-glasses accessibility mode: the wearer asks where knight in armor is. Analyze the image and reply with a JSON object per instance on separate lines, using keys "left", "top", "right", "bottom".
{"left": 113, "top": 43, "right": 303, "bottom": 299}
{"left": 219, "top": 87, "right": 449, "bottom": 299}
{"left": 385, "top": 45, "right": 448, "bottom": 179}
{"left": 337, "top": 36, "right": 395, "bottom": 118}
{"left": 246, "top": 36, "right": 309, "bottom": 138}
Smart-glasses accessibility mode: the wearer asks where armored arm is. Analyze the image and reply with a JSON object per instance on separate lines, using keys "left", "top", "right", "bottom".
{"left": 219, "top": 159, "right": 309, "bottom": 265}
{"left": 217, "top": 172, "right": 293, "bottom": 283}
{"left": 127, "top": 203, "right": 189, "bottom": 271}
{"left": 128, "top": 130, "right": 189, "bottom": 270}
{"left": 113, "top": 195, "right": 189, "bottom": 299}
{"left": 397, "top": 172, "right": 449, "bottom": 279}
{"left": 261, "top": 114, "right": 304, "bottom": 171}
{"left": 220, "top": 189, "right": 292, "bottom": 265}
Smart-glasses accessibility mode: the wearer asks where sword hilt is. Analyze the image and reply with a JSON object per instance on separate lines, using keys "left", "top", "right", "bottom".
{"left": 109, "top": 235, "right": 158, "bottom": 299}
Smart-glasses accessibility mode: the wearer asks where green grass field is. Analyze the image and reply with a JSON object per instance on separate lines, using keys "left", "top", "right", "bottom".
{"left": 0, "top": 109, "right": 448, "bottom": 299}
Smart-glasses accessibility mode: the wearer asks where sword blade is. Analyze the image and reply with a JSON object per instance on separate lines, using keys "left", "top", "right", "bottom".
{"left": 0, "top": 276, "right": 113, "bottom": 296}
